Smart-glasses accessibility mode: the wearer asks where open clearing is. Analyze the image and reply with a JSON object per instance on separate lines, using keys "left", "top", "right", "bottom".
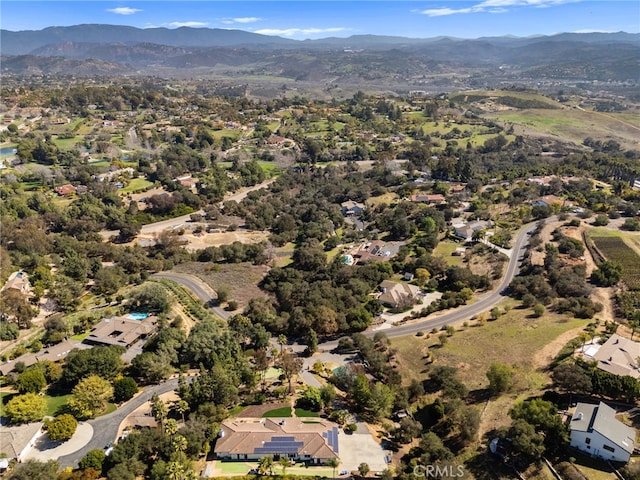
{"left": 170, "top": 262, "right": 269, "bottom": 308}
{"left": 393, "top": 301, "right": 586, "bottom": 390}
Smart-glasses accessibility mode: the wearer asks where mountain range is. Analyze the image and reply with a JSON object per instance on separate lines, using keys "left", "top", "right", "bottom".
{"left": 1, "top": 25, "right": 638, "bottom": 89}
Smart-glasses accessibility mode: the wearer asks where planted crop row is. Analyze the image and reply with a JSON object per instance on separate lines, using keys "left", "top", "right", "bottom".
{"left": 591, "top": 236, "right": 640, "bottom": 290}
{"left": 150, "top": 279, "right": 223, "bottom": 323}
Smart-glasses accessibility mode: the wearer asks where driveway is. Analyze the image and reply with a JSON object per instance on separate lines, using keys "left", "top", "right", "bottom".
{"left": 57, "top": 377, "right": 190, "bottom": 468}
{"left": 338, "top": 424, "right": 388, "bottom": 473}
{"left": 24, "top": 422, "right": 93, "bottom": 462}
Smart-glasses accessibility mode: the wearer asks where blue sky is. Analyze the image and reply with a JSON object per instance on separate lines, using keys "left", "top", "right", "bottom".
{"left": 1, "top": 1, "right": 638, "bottom": 39}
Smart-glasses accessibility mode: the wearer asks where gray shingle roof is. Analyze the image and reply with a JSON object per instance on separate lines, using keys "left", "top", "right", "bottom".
{"left": 571, "top": 402, "right": 636, "bottom": 454}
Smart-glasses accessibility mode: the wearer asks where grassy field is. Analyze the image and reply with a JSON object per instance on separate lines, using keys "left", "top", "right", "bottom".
{"left": 487, "top": 107, "right": 640, "bottom": 151}
{"left": 121, "top": 177, "right": 154, "bottom": 193}
{"left": 45, "top": 393, "right": 72, "bottom": 416}
{"left": 432, "top": 240, "right": 464, "bottom": 266}
{"left": 294, "top": 408, "right": 320, "bottom": 418}
{"left": 211, "top": 460, "right": 334, "bottom": 477}
{"left": 171, "top": 262, "right": 269, "bottom": 309}
{"left": 53, "top": 136, "right": 84, "bottom": 149}
{"left": 392, "top": 299, "right": 587, "bottom": 390}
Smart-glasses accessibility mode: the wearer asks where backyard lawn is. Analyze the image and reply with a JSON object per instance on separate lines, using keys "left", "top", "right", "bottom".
{"left": 262, "top": 407, "right": 292, "bottom": 418}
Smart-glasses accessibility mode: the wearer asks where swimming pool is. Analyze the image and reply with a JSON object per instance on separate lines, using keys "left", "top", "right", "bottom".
{"left": 127, "top": 312, "right": 149, "bottom": 320}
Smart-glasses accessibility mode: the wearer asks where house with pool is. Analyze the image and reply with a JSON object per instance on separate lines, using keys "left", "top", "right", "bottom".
{"left": 83, "top": 313, "right": 157, "bottom": 348}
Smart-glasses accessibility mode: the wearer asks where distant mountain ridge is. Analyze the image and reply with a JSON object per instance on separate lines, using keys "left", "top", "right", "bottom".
{"left": 1, "top": 25, "right": 638, "bottom": 86}
{"left": 1, "top": 24, "right": 638, "bottom": 55}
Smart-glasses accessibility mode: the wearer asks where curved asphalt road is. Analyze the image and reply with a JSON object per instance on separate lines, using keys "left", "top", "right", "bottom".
{"left": 151, "top": 272, "right": 230, "bottom": 320}
{"left": 57, "top": 219, "right": 540, "bottom": 468}
{"left": 375, "top": 220, "right": 539, "bottom": 340}
{"left": 154, "top": 218, "right": 541, "bottom": 348}
{"left": 57, "top": 378, "right": 185, "bottom": 469}
{"left": 314, "top": 219, "right": 542, "bottom": 349}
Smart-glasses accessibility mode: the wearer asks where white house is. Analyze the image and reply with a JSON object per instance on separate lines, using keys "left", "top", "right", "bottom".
{"left": 569, "top": 401, "right": 636, "bottom": 463}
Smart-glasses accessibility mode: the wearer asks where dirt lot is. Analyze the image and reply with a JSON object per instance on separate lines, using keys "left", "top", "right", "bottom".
{"left": 181, "top": 229, "right": 269, "bottom": 252}
{"left": 235, "top": 402, "right": 291, "bottom": 418}
{"left": 171, "top": 262, "right": 269, "bottom": 308}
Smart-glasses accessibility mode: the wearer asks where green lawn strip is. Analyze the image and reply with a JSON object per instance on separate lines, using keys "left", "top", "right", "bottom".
{"left": 262, "top": 407, "right": 292, "bottom": 417}
{"left": 70, "top": 332, "right": 90, "bottom": 341}
{"left": 98, "top": 403, "right": 117, "bottom": 417}
{"left": 44, "top": 393, "right": 72, "bottom": 416}
{"left": 257, "top": 161, "right": 281, "bottom": 175}
{"left": 265, "top": 367, "right": 283, "bottom": 379}
{"left": 228, "top": 405, "right": 246, "bottom": 417}
{"left": 293, "top": 408, "right": 319, "bottom": 418}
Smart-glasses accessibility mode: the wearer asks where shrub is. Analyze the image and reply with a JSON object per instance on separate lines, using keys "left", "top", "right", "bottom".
{"left": 47, "top": 414, "right": 78, "bottom": 441}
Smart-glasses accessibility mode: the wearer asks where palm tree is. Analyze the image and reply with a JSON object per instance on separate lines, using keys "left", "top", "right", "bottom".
{"left": 172, "top": 434, "right": 188, "bottom": 454}
{"left": 279, "top": 457, "right": 291, "bottom": 476}
{"left": 278, "top": 334, "right": 288, "bottom": 355}
{"left": 327, "top": 457, "right": 340, "bottom": 480}
{"left": 167, "top": 461, "right": 185, "bottom": 480}
{"left": 150, "top": 393, "right": 168, "bottom": 432}
{"left": 630, "top": 320, "right": 640, "bottom": 341}
{"left": 258, "top": 456, "right": 274, "bottom": 476}
{"left": 165, "top": 419, "right": 179, "bottom": 437}
{"left": 173, "top": 400, "right": 189, "bottom": 424}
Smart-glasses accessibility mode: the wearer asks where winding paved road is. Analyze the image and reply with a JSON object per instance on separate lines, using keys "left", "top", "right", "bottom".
{"left": 151, "top": 272, "right": 231, "bottom": 320}
{"left": 314, "top": 219, "right": 542, "bottom": 350}
{"left": 57, "top": 377, "right": 187, "bottom": 469}
{"left": 55, "top": 217, "right": 540, "bottom": 468}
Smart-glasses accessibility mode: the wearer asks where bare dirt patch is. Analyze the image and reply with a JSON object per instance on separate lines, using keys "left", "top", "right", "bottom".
{"left": 181, "top": 229, "right": 269, "bottom": 252}
{"left": 171, "top": 262, "right": 269, "bottom": 308}
{"left": 235, "top": 401, "right": 291, "bottom": 418}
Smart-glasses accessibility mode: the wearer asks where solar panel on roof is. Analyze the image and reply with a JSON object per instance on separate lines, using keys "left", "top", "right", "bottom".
{"left": 271, "top": 436, "right": 296, "bottom": 442}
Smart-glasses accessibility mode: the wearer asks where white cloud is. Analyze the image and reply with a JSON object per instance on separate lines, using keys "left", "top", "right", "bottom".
{"left": 419, "top": 0, "right": 578, "bottom": 17}
{"left": 106, "top": 7, "right": 142, "bottom": 16}
{"left": 222, "top": 17, "right": 261, "bottom": 25}
{"left": 168, "top": 21, "right": 209, "bottom": 28}
{"left": 254, "top": 27, "right": 347, "bottom": 37}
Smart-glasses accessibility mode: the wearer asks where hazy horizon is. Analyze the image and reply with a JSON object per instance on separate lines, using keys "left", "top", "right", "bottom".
{"left": 1, "top": 1, "right": 639, "bottom": 40}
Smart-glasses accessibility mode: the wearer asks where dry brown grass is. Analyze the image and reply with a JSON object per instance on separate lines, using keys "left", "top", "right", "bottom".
{"left": 171, "top": 262, "right": 269, "bottom": 308}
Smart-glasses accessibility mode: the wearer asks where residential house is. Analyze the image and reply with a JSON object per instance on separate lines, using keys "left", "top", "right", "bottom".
{"left": 378, "top": 280, "right": 422, "bottom": 309}
{"left": 0, "top": 422, "right": 44, "bottom": 462}
{"left": 174, "top": 175, "right": 198, "bottom": 189}
{"left": 214, "top": 418, "right": 339, "bottom": 464}
{"left": 532, "top": 195, "right": 572, "bottom": 209}
{"left": 83, "top": 315, "right": 157, "bottom": 348}
{"left": 0, "top": 339, "right": 87, "bottom": 376}
{"left": 54, "top": 184, "right": 77, "bottom": 196}
{"left": 350, "top": 241, "right": 402, "bottom": 264}
{"left": 584, "top": 334, "right": 640, "bottom": 379}
{"left": 410, "top": 193, "right": 446, "bottom": 205}
{"left": 341, "top": 200, "right": 366, "bottom": 217}
{"left": 2, "top": 271, "right": 31, "bottom": 295}
{"left": 452, "top": 219, "right": 490, "bottom": 241}
{"left": 569, "top": 401, "right": 636, "bottom": 463}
